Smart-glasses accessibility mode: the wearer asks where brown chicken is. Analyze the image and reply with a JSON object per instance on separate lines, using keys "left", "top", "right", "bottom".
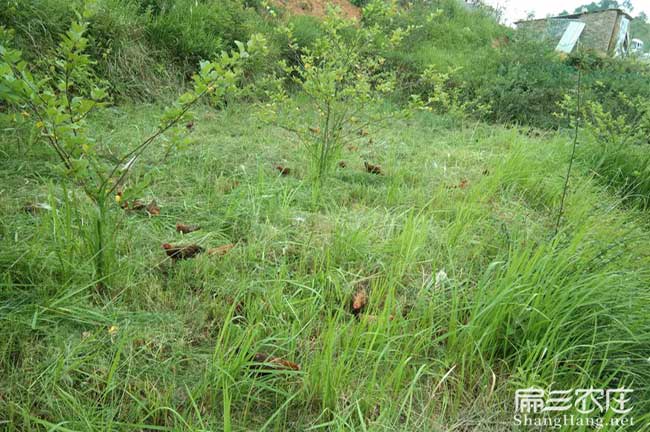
{"left": 364, "top": 161, "right": 383, "bottom": 175}
{"left": 146, "top": 200, "right": 160, "bottom": 216}
{"left": 275, "top": 165, "right": 291, "bottom": 176}
{"left": 176, "top": 223, "right": 201, "bottom": 234}
{"left": 23, "top": 202, "right": 52, "bottom": 215}
{"left": 125, "top": 199, "right": 145, "bottom": 211}
{"left": 207, "top": 243, "right": 235, "bottom": 257}
{"left": 162, "top": 243, "right": 205, "bottom": 261}
{"left": 351, "top": 288, "right": 368, "bottom": 317}
{"left": 250, "top": 352, "right": 301, "bottom": 374}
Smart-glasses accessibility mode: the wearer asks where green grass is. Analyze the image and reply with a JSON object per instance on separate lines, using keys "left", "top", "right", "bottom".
{"left": 1, "top": 101, "right": 650, "bottom": 430}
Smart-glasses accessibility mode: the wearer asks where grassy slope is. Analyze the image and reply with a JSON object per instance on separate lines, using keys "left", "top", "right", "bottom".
{"left": 1, "top": 102, "right": 650, "bottom": 430}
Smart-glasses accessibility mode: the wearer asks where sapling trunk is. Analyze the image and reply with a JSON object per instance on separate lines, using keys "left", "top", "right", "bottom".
{"left": 94, "top": 196, "right": 108, "bottom": 293}
{"left": 554, "top": 68, "right": 582, "bottom": 237}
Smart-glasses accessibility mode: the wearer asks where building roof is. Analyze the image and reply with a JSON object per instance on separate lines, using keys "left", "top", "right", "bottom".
{"left": 515, "top": 8, "right": 633, "bottom": 25}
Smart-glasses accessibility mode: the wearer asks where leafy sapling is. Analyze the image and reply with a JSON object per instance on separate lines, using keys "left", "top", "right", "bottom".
{"left": 0, "top": 22, "right": 254, "bottom": 292}
{"left": 263, "top": 9, "right": 417, "bottom": 190}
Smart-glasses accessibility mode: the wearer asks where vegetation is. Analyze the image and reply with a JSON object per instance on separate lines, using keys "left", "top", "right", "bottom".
{"left": 1, "top": 16, "right": 256, "bottom": 290}
{"left": 2, "top": 0, "right": 650, "bottom": 430}
{"left": 560, "top": 0, "right": 634, "bottom": 14}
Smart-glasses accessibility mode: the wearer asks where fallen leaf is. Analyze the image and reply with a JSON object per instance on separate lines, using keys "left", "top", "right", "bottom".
{"left": 108, "top": 325, "right": 118, "bottom": 336}
{"left": 338, "top": 161, "right": 347, "bottom": 168}
{"left": 357, "top": 128, "right": 369, "bottom": 137}
{"left": 176, "top": 223, "right": 201, "bottom": 234}
{"left": 208, "top": 243, "right": 235, "bottom": 257}
{"left": 309, "top": 126, "right": 321, "bottom": 134}
{"left": 459, "top": 179, "right": 469, "bottom": 189}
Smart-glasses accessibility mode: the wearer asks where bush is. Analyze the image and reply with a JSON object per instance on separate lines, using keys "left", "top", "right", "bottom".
{"left": 462, "top": 38, "right": 576, "bottom": 127}
{"left": 566, "top": 78, "right": 650, "bottom": 209}
{"left": 582, "top": 57, "right": 650, "bottom": 130}
{"left": 264, "top": 12, "right": 412, "bottom": 189}
{"left": 361, "top": 0, "right": 509, "bottom": 100}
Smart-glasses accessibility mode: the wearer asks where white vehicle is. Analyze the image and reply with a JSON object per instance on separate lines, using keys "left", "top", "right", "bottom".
{"left": 631, "top": 38, "right": 645, "bottom": 54}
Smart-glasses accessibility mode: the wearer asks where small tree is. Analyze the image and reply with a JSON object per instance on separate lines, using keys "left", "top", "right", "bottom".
{"left": 0, "top": 21, "right": 256, "bottom": 292}
{"left": 263, "top": 9, "right": 414, "bottom": 189}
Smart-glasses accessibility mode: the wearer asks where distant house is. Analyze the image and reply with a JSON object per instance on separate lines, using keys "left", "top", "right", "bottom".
{"left": 515, "top": 9, "right": 633, "bottom": 56}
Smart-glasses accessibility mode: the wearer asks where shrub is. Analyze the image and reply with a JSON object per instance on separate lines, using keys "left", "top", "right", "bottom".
{"left": 0, "top": 0, "right": 179, "bottom": 98}
{"left": 361, "top": 0, "right": 509, "bottom": 103}
{"left": 0, "top": 0, "right": 79, "bottom": 58}
{"left": 264, "top": 12, "right": 410, "bottom": 189}
{"left": 0, "top": 19, "right": 251, "bottom": 290}
{"left": 557, "top": 86, "right": 650, "bottom": 209}
{"left": 462, "top": 38, "right": 576, "bottom": 128}
{"left": 582, "top": 57, "right": 650, "bottom": 131}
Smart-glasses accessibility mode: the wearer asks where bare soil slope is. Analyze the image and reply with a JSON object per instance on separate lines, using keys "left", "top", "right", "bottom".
{"left": 273, "top": 0, "right": 361, "bottom": 20}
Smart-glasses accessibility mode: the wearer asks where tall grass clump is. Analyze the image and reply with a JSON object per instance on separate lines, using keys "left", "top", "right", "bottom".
{"left": 145, "top": 0, "right": 254, "bottom": 70}
{"left": 439, "top": 135, "right": 650, "bottom": 419}
{"left": 1, "top": 0, "right": 281, "bottom": 99}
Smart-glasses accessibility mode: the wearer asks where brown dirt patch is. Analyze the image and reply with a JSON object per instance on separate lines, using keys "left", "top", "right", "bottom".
{"left": 273, "top": 0, "right": 361, "bottom": 20}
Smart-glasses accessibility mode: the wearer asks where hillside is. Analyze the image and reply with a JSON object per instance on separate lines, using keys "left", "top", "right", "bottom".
{"left": 1, "top": 0, "right": 650, "bottom": 430}
{"left": 273, "top": 0, "right": 361, "bottom": 19}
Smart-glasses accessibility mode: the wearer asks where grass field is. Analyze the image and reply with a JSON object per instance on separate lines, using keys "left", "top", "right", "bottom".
{"left": 1, "top": 101, "right": 650, "bottom": 430}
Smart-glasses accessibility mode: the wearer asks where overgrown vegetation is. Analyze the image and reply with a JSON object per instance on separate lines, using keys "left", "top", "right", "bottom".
{"left": 1, "top": 14, "right": 257, "bottom": 290}
{"left": 2, "top": 0, "right": 650, "bottom": 429}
